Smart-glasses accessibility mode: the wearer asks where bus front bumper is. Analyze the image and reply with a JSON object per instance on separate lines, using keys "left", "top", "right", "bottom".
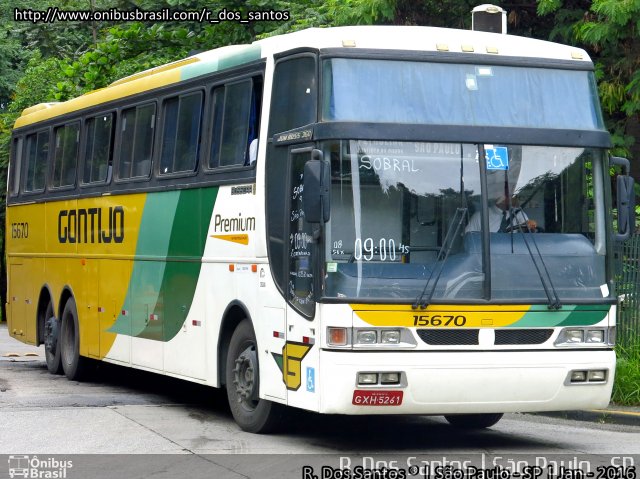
{"left": 318, "top": 349, "right": 615, "bottom": 415}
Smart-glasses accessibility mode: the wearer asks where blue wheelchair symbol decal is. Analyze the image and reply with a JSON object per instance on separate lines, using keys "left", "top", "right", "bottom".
{"left": 485, "top": 146, "right": 509, "bottom": 170}
{"left": 306, "top": 367, "right": 315, "bottom": 393}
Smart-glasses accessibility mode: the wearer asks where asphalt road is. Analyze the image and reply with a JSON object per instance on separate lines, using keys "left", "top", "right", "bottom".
{"left": 1, "top": 323, "right": 639, "bottom": 457}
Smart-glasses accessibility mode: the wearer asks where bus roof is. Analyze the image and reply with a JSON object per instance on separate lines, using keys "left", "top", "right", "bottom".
{"left": 14, "top": 25, "right": 591, "bottom": 130}
{"left": 255, "top": 25, "right": 590, "bottom": 62}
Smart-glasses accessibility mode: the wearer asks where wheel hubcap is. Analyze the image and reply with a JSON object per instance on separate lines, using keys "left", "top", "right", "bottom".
{"left": 44, "top": 317, "right": 58, "bottom": 355}
{"left": 61, "top": 318, "right": 74, "bottom": 366}
{"left": 232, "top": 345, "right": 258, "bottom": 407}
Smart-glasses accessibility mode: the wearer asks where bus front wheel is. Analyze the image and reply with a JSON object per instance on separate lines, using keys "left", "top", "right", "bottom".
{"left": 444, "top": 413, "right": 503, "bottom": 429}
{"left": 225, "top": 319, "right": 283, "bottom": 433}
{"left": 43, "top": 301, "right": 62, "bottom": 375}
{"left": 60, "top": 298, "right": 91, "bottom": 381}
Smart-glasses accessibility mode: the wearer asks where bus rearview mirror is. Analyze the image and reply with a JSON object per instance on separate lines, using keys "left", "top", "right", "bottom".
{"left": 616, "top": 174, "right": 635, "bottom": 242}
{"left": 303, "top": 150, "right": 331, "bottom": 224}
{"left": 611, "top": 156, "right": 635, "bottom": 242}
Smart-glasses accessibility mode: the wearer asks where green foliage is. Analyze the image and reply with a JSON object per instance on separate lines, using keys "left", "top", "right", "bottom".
{"left": 10, "top": 51, "right": 64, "bottom": 113}
{"left": 574, "top": 0, "right": 640, "bottom": 159}
{"left": 612, "top": 342, "right": 640, "bottom": 406}
{"left": 534, "top": 0, "right": 640, "bottom": 162}
{"left": 51, "top": 22, "right": 199, "bottom": 100}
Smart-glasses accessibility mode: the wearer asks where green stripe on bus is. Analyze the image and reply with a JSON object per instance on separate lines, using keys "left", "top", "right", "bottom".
{"left": 180, "top": 44, "right": 261, "bottom": 81}
{"left": 511, "top": 304, "right": 609, "bottom": 327}
{"left": 146, "top": 186, "right": 218, "bottom": 341}
{"left": 108, "top": 187, "right": 218, "bottom": 341}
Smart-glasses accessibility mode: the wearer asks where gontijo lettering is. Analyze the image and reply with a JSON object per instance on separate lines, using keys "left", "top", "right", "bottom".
{"left": 58, "top": 206, "right": 124, "bottom": 244}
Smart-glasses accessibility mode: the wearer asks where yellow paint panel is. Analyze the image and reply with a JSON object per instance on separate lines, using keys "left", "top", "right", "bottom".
{"left": 43, "top": 195, "right": 146, "bottom": 257}
{"left": 6, "top": 203, "right": 46, "bottom": 254}
{"left": 353, "top": 309, "right": 527, "bottom": 328}
{"left": 6, "top": 193, "right": 147, "bottom": 358}
{"left": 282, "top": 343, "right": 312, "bottom": 390}
{"left": 351, "top": 303, "right": 532, "bottom": 312}
{"left": 14, "top": 69, "right": 181, "bottom": 129}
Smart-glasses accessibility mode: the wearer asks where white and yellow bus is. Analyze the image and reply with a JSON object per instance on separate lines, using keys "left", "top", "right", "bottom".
{"left": 6, "top": 24, "right": 635, "bottom": 433}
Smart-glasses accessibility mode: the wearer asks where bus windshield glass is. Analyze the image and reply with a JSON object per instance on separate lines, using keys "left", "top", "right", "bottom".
{"left": 322, "top": 140, "right": 607, "bottom": 302}
{"left": 322, "top": 58, "right": 604, "bottom": 130}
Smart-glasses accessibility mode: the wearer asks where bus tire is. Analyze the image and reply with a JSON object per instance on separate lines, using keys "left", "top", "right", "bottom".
{"left": 444, "top": 413, "right": 503, "bottom": 429}
{"left": 225, "top": 319, "right": 283, "bottom": 433}
{"left": 43, "top": 300, "right": 62, "bottom": 375}
{"left": 60, "top": 298, "right": 91, "bottom": 381}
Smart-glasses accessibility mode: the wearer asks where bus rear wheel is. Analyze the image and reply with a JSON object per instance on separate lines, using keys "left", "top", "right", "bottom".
{"left": 444, "top": 413, "right": 503, "bottom": 429}
{"left": 43, "top": 300, "right": 62, "bottom": 374}
{"left": 60, "top": 298, "right": 91, "bottom": 381}
{"left": 225, "top": 319, "right": 283, "bottom": 433}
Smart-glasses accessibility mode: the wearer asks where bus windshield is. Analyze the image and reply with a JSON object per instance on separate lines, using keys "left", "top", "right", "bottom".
{"left": 322, "top": 58, "right": 604, "bottom": 130}
{"left": 322, "top": 140, "right": 607, "bottom": 303}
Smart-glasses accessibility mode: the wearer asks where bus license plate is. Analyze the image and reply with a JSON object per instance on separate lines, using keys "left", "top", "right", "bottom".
{"left": 352, "top": 390, "right": 403, "bottom": 406}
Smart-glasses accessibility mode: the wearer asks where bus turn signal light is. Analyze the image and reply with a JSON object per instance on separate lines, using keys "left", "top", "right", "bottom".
{"left": 328, "top": 327, "right": 348, "bottom": 346}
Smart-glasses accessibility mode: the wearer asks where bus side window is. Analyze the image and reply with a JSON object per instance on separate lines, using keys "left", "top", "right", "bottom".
{"left": 83, "top": 113, "right": 114, "bottom": 184}
{"left": 118, "top": 103, "right": 155, "bottom": 179}
{"left": 268, "top": 56, "right": 316, "bottom": 135}
{"left": 265, "top": 55, "right": 318, "bottom": 296}
{"left": 159, "top": 91, "right": 203, "bottom": 175}
{"left": 9, "top": 136, "right": 23, "bottom": 197}
{"left": 209, "top": 76, "right": 262, "bottom": 169}
{"left": 24, "top": 130, "right": 49, "bottom": 193}
{"left": 52, "top": 122, "right": 80, "bottom": 188}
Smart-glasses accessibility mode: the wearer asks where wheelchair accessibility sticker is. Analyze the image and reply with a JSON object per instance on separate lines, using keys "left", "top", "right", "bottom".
{"left": 485, "top": 145, "right": 509, "bottom": 170}
{"left": 306, "top": 367, "right": 315, "bottom": 393}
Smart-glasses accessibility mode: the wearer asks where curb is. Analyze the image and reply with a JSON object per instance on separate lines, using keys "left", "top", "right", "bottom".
{"left": 532, "top": 409, "right": 640, "bottom": 427}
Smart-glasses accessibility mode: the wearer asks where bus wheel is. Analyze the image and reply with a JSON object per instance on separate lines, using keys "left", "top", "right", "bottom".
{"left": 60, "top": 298, "right": 90, "bottom": 381}
{"left": 444, "top": 413, "right": 503, "bottom": 429}
{"left": 225, "top": 319, "right": 283, "bottom": 433}
{"left": 43, "top": 301, "right": 62, "bottom": 374}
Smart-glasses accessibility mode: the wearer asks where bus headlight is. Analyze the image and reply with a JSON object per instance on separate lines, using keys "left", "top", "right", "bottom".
{"left": 587, "top": 370, "right": 607, "bottom": 382}
{"left": 357, "top": 372, "right": 378, "bottom": 385}
{"left": 567, "top": 369, "right": 608, "bottom": 384}
{"left": 356, "top": 371, "right": 405, "bottom": 387}
{"left": 356, "top": 330, "right": 377, "bottom": 344}
{"left": 380, "top": 372, "right": 401, "bottom": 384}
{"left": 586, "top": 330, "right": 604, "bottom": 343}
{"left": 327, "top": 327, "right": 417, "bottom": 349}
{"left": 565, "top": 329, "right": 584, "bottom": 343}
{"left": 380, "top": 330, "right": 401, "bottom": 344}
{"left": 555, "top": 327, "right": 612, "bottom": 347}
{"left": 570, "top": 371, "right": 587, "bottom": 382}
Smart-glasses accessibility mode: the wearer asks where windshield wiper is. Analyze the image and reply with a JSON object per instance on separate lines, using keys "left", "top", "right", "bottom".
{"left": 413, "top": 207, "right": 467, "bottom": 310}
{"left": 509, "top": 208, "right": 562, "bottom": 310}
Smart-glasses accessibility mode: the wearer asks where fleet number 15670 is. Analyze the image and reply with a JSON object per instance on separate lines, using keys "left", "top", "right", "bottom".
{"left": 413, "top": 314, "right": 467, "bottom": 327}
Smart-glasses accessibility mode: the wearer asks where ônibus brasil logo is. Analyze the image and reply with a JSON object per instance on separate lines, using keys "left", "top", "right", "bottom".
{"left": 8, "top": 455, "right": 73, "bottom": 478}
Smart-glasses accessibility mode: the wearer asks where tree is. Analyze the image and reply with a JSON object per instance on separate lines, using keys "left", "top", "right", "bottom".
{"left": 538, "top": 0, "right": 640, "bottom": 163}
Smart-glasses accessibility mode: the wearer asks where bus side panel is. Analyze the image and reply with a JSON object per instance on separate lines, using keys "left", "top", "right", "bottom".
{"left": 6, "top": 203, "right": 47, "bottom": 344}
{"left": 7, "top": 262, "right": 26, "bottom": 340}
{"left": 83, "top": 258, "right": 100, "bottom": 358}
{"left": 100, "top": 259, "right": 131, "bottom": 364}
{"left": 89, "top": 194, "right": 145, "bottom": 362}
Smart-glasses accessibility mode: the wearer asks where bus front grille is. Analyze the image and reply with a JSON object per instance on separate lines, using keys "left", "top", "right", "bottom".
{"left": 415, "top": 328, "right": 554, "bottom": 346}
{"left": 494, "top": 329, "right": 553, "bottom": 345}
{"left": 416, "top": 329, "right": 479, "bottom": 345}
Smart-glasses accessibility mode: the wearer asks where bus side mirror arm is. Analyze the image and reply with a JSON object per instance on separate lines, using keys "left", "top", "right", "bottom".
{"left": 611, "top": 156, "right": 635, "bottom": 242}
{"left": 303, "top": 149, "right": 331, "bottom": 224}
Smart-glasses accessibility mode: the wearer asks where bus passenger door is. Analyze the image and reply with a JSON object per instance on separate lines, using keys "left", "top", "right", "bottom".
{"left": 8, "top": 263, "right": 26, "bottom": 339}
{"left": 83, "top": 259, "right": 100, "bottom": 358}
{"left": 99, "top": 260, "right": 131, "bottom": 364}
{"left": 283, "top": 148, "right": 321, "bottom": 412}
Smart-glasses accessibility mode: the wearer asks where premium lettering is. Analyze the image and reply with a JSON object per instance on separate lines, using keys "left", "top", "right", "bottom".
{"left": 214, "top": 213, "right": 256, "bottom": 233}
{"left": 58, "top": 206, "right": 124, "bottom": 244}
